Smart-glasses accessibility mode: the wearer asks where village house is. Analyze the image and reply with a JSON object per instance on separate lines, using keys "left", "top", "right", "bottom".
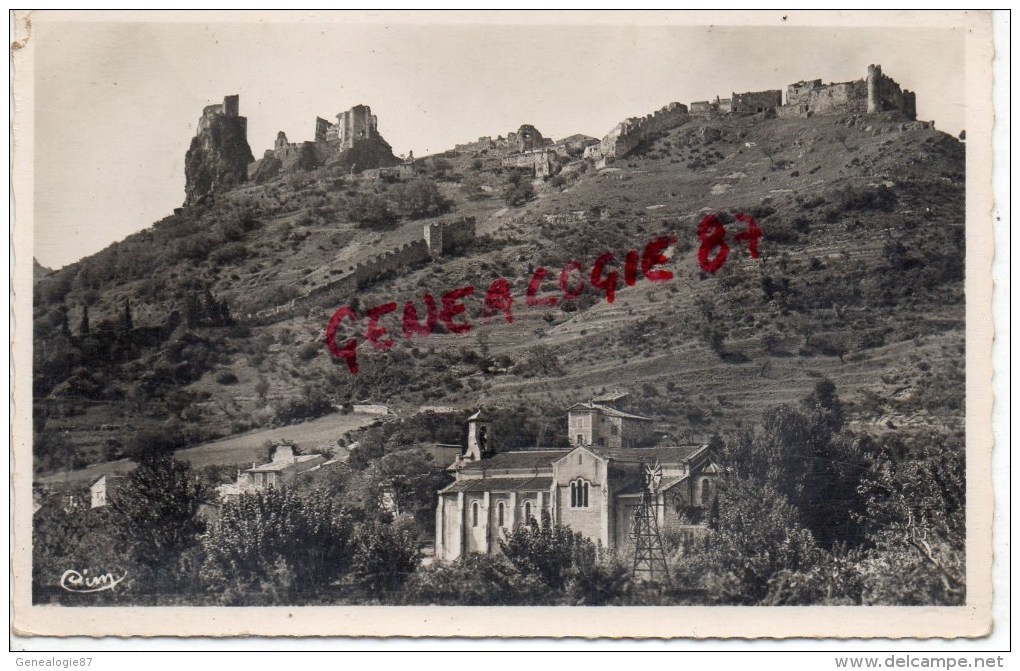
{"left": 216, "top": 443, "right": 327, "bottom": 501}
{"left": 566, "top": 391, "right": 654, "bottom": 448}
{"left": 435, "top": 399, "right": 721, "bottom": 560}
{"left": 90, "top": 474, "right": 126, "bottom": 509}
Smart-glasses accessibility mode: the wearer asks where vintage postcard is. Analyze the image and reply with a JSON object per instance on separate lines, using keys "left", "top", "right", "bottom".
{"left": 11, "top": 10, "right": 998, "bottom": 639}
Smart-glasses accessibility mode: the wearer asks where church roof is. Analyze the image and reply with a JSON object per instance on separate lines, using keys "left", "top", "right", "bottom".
{"left": 458, "top": 449, "right": 569, "bottom": 472}
{"left": 441, "top": 476, "right": 553, "bottom": 494}
{"left": 590, "top": 445, "right": 706, "bottom": 463}
{"left": 613, "top": 474, "right": 689, "bottom": 497}
{"left": 567, "top": 402, "right": 652, "bottom": 421}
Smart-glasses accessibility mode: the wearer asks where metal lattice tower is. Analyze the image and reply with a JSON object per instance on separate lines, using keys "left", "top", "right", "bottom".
{"left": 631, "top": 460, "right": 671, "bottom": 585}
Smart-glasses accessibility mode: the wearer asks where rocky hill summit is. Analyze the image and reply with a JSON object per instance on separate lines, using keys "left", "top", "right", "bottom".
{"left": 183, "top": 95, "right": 255, "bottom": 207}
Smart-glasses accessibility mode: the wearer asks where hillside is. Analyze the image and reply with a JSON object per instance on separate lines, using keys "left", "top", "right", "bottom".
{"left": 32, "top": 111, "right": 965, "bottom": 476}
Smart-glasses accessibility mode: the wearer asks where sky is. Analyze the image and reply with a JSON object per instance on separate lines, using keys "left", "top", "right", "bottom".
{"left": 27, "top": 14, "right": 967, "bottom": 269}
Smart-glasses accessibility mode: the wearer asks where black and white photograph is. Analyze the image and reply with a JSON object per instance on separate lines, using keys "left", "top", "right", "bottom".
{"left": 11, "top": 10, "right": 998, "bottom": 640}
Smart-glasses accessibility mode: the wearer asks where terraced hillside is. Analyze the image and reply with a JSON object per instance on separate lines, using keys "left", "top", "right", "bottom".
{"left": 32, "top": 111, "right": 964, "bottom": 476}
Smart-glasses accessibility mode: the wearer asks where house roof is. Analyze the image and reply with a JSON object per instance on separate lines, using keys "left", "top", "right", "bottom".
{"left": 458, "top": 449, "right": 570, "bottom": 473}
{"left": 441, "top": 476, "right": 553, "bottom": 494}
{"left": 91, "top": 474, "right": 126, "bottom": 487}
{"left": 247, "top": 454, "right": 325, "bottom": 473}
{"left": 566, "top": 402, "right": 652, "bottom": 421}
{"left": 592, "top": 391, "right": 629, "bottom": 404}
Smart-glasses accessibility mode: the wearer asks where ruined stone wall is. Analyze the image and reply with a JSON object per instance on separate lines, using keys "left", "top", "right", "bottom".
{"left": 352, "top": 240, "right": 431, "bottom": 285}
{"left": 455, "top": 136, "right": 497, "bottom": 153}
{"left": 779, "top": 79, "right": 868, "bottom": 118}
{"left": 315, "top": 117, "right": 333, "bottom": 143}
{"left": 778, "top": 66, "right": 914, "bottom": 120}
{"left": 425, "top": 217, "right": 475, "bottom": 256}
{"left": 731, "top": 89, "right": 782, "bottom": 115}
{"left": 501, "top": 149, "right": 554, "bottom": 177}
{"left": 592, "top": 102, "right": 689, "bottom": 160}
{"left": 688, "top": 101, "right": 712, "bottom": 115}
{"left": 337, "top": 105, "right": 378, "bottom": 149}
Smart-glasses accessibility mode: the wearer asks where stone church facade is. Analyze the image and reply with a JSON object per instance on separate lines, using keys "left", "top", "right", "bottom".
{"left": 434, "top": 401, "right": 721, "bottom": 561}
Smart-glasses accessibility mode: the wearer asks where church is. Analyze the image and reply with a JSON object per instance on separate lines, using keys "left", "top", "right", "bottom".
{"left": 434, "top": 394, "right": 721, "bottom": 560}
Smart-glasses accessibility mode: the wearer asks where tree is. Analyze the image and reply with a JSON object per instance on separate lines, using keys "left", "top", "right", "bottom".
{"left": 394, "top": 179, "right": 450, "bottom": 219}
{"left": 122, "top": 297, "right": 134, "bottom": 332}
{"left": 503, "top": 169, "right": 535, "bottom": 207}
{"left": 722, "top": 384, "right": 868, "bottom": 549}
{"left": 78, "top": 305, "right": 90, "bottom": 336}
{"left": 499, "top": 511, "right": 595, "bottom": 590}
{"left": 674, "top": 476, "right": 827, "bottom": 604}
{"left": 373, "top": 448, "right": 450, "bottom": 531}
{"left": 565, "top": 545, "right": 631, "bottom": 605}
{"left": 201, "top": 486, "right": 354, "bottom": 602}
{"left": 856, "top": 433, "right": 965, "bottom": 605}
{"left": 112, "top": 452, "right": 205, "bottom": 571}
{"left": 351, "top": 517, "right": 420, "bottom": 598}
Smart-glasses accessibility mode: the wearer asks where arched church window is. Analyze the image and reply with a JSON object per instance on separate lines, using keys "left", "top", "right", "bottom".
{"left": 472, "top": 501, "right": 479, "bottom": 527}
{"left": 497, "top": 501, "right": 505, "bottom": 528}
{"left": 570, "top": 479, "right": 590, "bottom": 508}
{"left": 700, "top": 478, "right": 712, "bottom": 506}
{"left": 524, "top": 501, "right": 532, "bottom": 523}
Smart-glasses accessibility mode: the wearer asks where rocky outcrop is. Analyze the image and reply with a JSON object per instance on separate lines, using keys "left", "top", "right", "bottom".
{"left": 184, "top": 95, "right": 254, "bottom": 206}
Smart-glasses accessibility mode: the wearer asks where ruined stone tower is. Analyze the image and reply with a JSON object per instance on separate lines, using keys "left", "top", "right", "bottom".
{"left": 184, "top": 95, "right": 254, "bottom": 206}
{"left": 866, "top": 64, "right": 881, "bottom": 114}
{"left": 336, "top": 105, "right": 379, "bottom": 149}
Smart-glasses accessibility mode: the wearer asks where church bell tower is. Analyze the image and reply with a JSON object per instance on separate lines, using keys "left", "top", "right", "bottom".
{"left": 464, "top": 409, "right": 492, "bottom": 462}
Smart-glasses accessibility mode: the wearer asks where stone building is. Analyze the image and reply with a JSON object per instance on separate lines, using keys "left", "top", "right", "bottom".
{"left": 434, "top": 401, "right": 720, "bottom": 560}
{"left": 90, "top": 474, "right": 126, "bottom": 509}
{"left": 566, "top": 398, "right": 654, "bottom": 448}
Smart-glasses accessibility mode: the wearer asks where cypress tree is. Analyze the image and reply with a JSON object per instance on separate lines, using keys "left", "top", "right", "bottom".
{"left": 78, "top": 305, "right": 90, "bottom": 336}
{"left": 123, "top": 297, "right": 133, "bottom": 331}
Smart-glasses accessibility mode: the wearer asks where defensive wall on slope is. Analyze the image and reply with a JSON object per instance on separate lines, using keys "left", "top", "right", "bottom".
{"left": 585, "top": 102, "right": 690, "bottom": 161}
{"left": 248, "top": 217, "right": 476, "bottom": 324}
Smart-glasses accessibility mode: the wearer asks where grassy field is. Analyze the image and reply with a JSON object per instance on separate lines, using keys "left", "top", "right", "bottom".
{"left": 36, "top": 411, "right": 379, "bottom": 485}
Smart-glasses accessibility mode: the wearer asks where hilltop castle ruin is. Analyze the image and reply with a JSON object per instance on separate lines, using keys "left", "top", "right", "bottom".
{"left": 183, "top": 95, "right": 254, "bottom": 206}
{"left": 584, "top": 64, "right": 918, "bottom": 163}
{"left": 184, "top": 97, "right": 400, "bottom": 205}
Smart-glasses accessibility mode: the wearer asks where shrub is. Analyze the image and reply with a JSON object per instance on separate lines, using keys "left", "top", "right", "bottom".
{"left": 215, "top": 370, "right": 239, "bottom": 385}
{"left": 403, "top": 553, "right": 547, "bottom": 605}
{"left": 348, "top": 191, "right": 395, "bottom": 228}
{"left": 296, "top": 341, "right": 320, "bottom": 362}
{"left": 393, "top": 178, "right": 451, "bottom": 219}
{"left": 273, "top": 393, "right": 333, "bottom": 425}
{"left": 831, "top": 184, "right": 897, "bottom": 212}
{"left": 503, "top": 181, "right": 535, "bottom": 207}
